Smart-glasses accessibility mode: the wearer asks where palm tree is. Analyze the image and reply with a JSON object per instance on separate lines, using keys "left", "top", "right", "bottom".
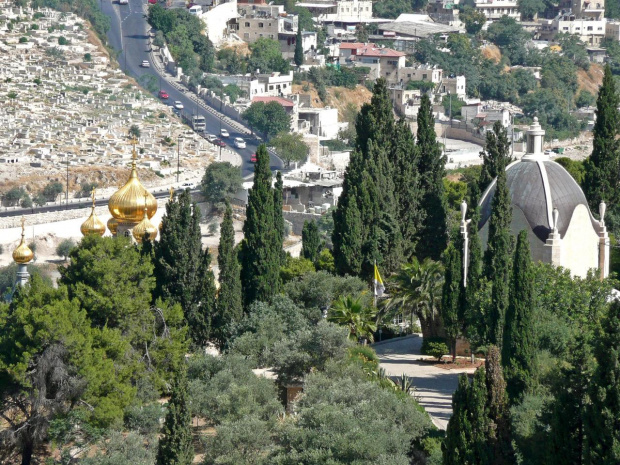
{"left": 381, "top": 258, "right": 445, "bottom": 339}
{"left": 328, "top": 294, "right": 377, "bottom": 343}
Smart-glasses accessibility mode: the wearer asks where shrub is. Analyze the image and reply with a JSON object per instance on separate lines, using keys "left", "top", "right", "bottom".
{"left": 21, "top": 195, "right": 33, "bottom": 208}
{"left": 123, "top": 404, "right": 163, "bottom": 435}
{"left": 58, "top": 36, "right": 69, "bottom": 45}
{"left": 56, "top": 239, "right": 75, "bottom": 261}
{"left": 425, "top": 341, "right": 449, "bottom": 362}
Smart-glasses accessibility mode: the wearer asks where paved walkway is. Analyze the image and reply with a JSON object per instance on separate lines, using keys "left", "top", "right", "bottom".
{"left": 374, "top": 335, "right": 477, "bottom": 430}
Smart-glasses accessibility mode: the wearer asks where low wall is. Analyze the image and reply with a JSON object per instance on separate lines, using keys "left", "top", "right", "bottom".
{"left": 283, "top": 211, "right": 323, "bottom": 235}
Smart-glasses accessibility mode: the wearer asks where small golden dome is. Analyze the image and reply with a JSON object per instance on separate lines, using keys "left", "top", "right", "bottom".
{"left": 108, "top": 143, "right": 157, "bottom": 223}
{"left": 133, "top": 209, "right": 158, "bottom": 243}
{"left": 81, "top": 189, "right": 106, "bottom": 237}
{"left": 107, "top": 217, "right": 119, "bottom": 236}
{"left": 13, "top": 218, "right": 34, "bottom": 264}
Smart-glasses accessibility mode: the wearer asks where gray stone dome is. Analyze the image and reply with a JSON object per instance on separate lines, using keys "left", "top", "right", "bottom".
{"left": 479, "top": 158, "right": 598, "bottom": 242}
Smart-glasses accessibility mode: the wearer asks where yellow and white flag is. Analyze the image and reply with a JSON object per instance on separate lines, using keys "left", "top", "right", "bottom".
{"left": 374, "top": 263, "right": 385, "bottom": 297}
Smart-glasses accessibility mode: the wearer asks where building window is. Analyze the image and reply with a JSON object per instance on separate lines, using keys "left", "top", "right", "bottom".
{"left": 587, "top": 26, "right": 593, "bottom": 31}
{"left": 245, "top": 22, "right": 250, "bottom": 27}
{"left": 422, "top": 73, "right": 427, "bottom": 80}
{"left": 259, "top": 22, "right": 264, "bottom": 27}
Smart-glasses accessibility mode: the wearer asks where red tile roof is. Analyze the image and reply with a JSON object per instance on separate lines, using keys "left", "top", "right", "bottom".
{"left": 340, "top": 42, "right": 405, "bottom": 58}
{"left": 252, "top": 96, "right": 295, "bottom": 108}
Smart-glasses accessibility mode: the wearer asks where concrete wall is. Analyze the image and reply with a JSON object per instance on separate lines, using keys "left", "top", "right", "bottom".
{"left": 283, "top": 210, "right": 324, "bottom": 235}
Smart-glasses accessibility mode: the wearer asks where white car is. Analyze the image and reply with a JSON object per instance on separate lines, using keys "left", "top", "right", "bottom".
{"left": 205, "top": 134, "right": 217, "bottom": 142}
{"left": 119, "top": 0, "right": 128, "bottom": 4}
{"left": 220, "top": 129, "right": 229, "bottom": 138}
{"left": 180, "top": 182, "right": 196, "bottom": 190}
{"left": 173, "top": 101, "right": 184, "bottom": 110}
{"left": 234, "top": 137, "right": 246, "bottom": 149}
{"left": 140, "top": 60, "right": 150, "bottom": 68}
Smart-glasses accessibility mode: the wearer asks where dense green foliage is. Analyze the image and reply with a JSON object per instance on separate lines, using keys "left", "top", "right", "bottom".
{"left": 201, "top": 161, "right": 243, "bottom": 211}
{"left": 269, "top": 132, "right": 309, "bottom": 167}
{"left": 373, "top": 0, "right": 428, "bottom": 18}
{"left": 154, "top": 191, "right": 217, "bottom": 345}
{"left": 478, "top": 121, "right": 512, "bottom": 192}
{"left": 301, "top": 220, "right": 321, "bottom": 263}
{"left": 294, "top": 26, "right": 303, "bottom": 67}
{"left": 147, "top": 4, "right": 214, "bottom": 73}
{"left": 242, "top": 101, "right": 291, "bottom": 139}
{"left": 240, "top": 144, "right": 283, "bottom": 306}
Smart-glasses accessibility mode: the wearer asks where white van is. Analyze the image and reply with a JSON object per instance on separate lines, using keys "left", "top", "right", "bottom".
{"left": 234, "top": 137, "right": 246, "bottom": 149}
{"left": 188, "top": 5, "right": 201, "bottom": 15}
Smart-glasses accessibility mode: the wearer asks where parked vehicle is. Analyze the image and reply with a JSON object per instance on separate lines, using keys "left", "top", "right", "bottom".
{"left": 158, "top": 90, "right": 169, "bottom": 99}
{"left": 205, "top": 134, "right": 217, "bottom": 142}
{"left": 220, "top": 129, "right": 229, "bottom": 138}
{"left": 250, "top": 153, "right": 257, "bottom": 162}
{"left": 140, "top": 60, "right": 150, "bottom": 68}
{"left": 119, "top": 0, "right": 128, "bottom": 5}
{"left": 213, "top": 139, "right": 226, "bottom": 147}
{"left": 173, "top": 101, "right": 184, "bottom": 110}
{"left": 234, "top": 137, "right": 246, "bottom": 149}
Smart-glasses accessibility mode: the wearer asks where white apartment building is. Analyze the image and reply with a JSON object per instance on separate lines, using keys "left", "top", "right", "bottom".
{"left": 339, "top": 43, "right": 406, "bottom": 81}
{"left": 474, "top": 0, "right": 520, "bottom": 23}
{"left": 539, "top": 13, "right": 605, "bottom": 45}
{"left": 217, "top": 71, "right": 294, "bottom": 98}
{"left": 439, "top": 76, "right": 467, "bottom": 100}
{"left": 295, "top": 0, "right": 373, "bottom": 24}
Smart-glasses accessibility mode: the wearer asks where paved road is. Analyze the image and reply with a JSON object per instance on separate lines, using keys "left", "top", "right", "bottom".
{"left": 100, "top": 0, "right": 283, "bottom": 177}
{"left": 373, "top": 335, "right": 477, "bottom": 430}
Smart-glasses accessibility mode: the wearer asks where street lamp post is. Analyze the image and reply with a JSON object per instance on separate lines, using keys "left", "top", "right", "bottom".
{"left": 66, "top": 154, "right": 69, "bottom": 209}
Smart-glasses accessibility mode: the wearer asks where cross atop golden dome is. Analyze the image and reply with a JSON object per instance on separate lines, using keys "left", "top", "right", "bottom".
{"left": 13, "top": 217, "right": 34, "bottom": 264}
{"left": 81, "top": 188, "right": 106, "bottom": 237}
{"left": 108, "top": 138, "right": 157, "bottom": 223}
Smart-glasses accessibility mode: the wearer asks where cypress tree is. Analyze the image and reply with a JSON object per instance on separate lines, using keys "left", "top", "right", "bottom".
{"left": 333, "top": 185, "right": 363, "bottom": 276}
{"left": 584, "top": 64, "right": 620, "bottom": 209}
{"left": 585, "top": 301, "right": 620, "bottom": 464}
{"left": 355, "top": 78, "right": 395, "bottom": 155}
{"left": 215, "top": 201, "right": 243, "bottom": 343}
{"left": 464, "top": 205, "right": 488, "bottom": 350}
{"left": 294, "top": 27, "right": 303, "bottom": 67}
{"left": 273, "top": 170, "right": 285, "bottom": 265}
{"left": 485, "top": 345, "right": 515, "bottom": 465}
{"left": 502, "top": 230, "right": 535, "bottom": 404}
{"left": 541, "top": 336, "right": 593, "bottom": 465}
{"left": 301, "top": 220, "right": 321, "bottom": 263}
{"left": 156, "top": 364, "right": 193, "bottom": 465}
{"left": 416, "top": 93, "right": 448, "bottom": 261}
{"left": 154, "top": 190, "right": 216, "bottom": 345}
{"left": 241, "top": 144, "right": 281, "bottom": 306}
{"left": 478, "top": 121, "right": 512, "bottom": 193}
{"left": 442, "top": 243, "right": 463, "bottom": 361}
{"left": 485, "top": 167, "right": 512, "bottom": 347}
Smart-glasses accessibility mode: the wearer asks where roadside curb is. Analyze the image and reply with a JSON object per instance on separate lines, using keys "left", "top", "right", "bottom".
{"left": 371, "top": 333, "right": 421, "bottom": 347}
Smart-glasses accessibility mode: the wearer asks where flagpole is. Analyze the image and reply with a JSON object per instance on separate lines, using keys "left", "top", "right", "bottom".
{"left": 373, "top": 259, "right": 377, "bottom": 308}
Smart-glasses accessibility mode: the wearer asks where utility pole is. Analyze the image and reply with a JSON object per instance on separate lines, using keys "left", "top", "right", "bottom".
{"left": 66, "top": 154, "right": 69, "bottom": 209}
{"left": 177, "top": 135, "right": 182, "bottom": 183}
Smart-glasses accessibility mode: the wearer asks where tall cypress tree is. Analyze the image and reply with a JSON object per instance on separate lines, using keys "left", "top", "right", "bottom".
{"left": 585, "top": 301, "right": 620, "bottom": 464}
{"left": 502, "top": 230, "right": 535, "bottom": 404}
{"left": 485, "top": 345, "right": 516, "bottom": 465}
{"left": 241, "top": 144, "right": 281, "bottom": 306}
{"left": 273, "top": 170, "right": 285, "bottom": 265}
{"left": 355, "top": 78, "right": 395, "bottom": 156}
{"left": 584, "top": 64, "right": 620, "bottom": 209}
{"left": 540, "top": 336, "right": 593, "bottom": 465}
{"left": 444, "top": 374, "right": 476, "bottom": 465}
{"left": 485, "top": 167, "right": 513, "bottom": 347}
{"left": 442, "top": 243, "right": 463, "bottom": 361}
{"left": 416, "top": 93, "right": 448, "bottom": 261}
{"left": 156, "top": 364, "right": 193, "bottom": 465}
{"left": 332, "top": 185, "right": 363, "bottom": 276}
{"left": 301, "top": 220, "right": 321, "bottom": 263}
{"left": 215, "top": 201, "right": 243, "bottom": 342}
{"left": 294, "top": 27, "right": 304, "bottom": 67}
{"left": 479, "top": 121, "right": 512, "bottom": 193}
{"left": 154, "top": 190, "right": 216, "bottom": 345}
{"left": 464, "top": 205, "right": 488, "bottom": 350}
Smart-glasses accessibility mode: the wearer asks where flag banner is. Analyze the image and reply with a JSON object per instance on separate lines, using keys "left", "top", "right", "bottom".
{"left": 374, "top": 263, "right": 385, "bottom": 297}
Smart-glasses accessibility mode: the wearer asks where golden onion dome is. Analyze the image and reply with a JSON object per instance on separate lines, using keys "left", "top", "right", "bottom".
{"left": 107, "top": 217, "right": 119, "bottom": 236}
{"left": 108, "top": 144, "right": 157, "bottom": 222}
{"left": 81, "top": 190, "right": 106, "bottom": 237}
{"left": 133, "top": 207, "right": 158, "bottom": 243}
{"left": 13, "top": 218, "right": 34, "bottom": 264}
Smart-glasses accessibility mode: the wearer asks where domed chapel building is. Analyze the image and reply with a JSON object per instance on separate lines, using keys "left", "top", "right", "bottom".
{"left": 469, "top": 118, "right": 609, "bottom": 279}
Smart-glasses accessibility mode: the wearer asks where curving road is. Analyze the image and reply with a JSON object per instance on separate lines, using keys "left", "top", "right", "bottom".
{"left": 100, "top": 0, "right": 283, "bottom": 177}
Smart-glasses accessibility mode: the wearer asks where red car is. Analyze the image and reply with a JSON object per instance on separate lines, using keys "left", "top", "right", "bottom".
{"left": 213, "top": 139, "right": 226, "bottom": 147}
{"left": 148, "top": 0, "right": 157, "bottom": 4}
{"left": 250, "top": 153, "right": 257, "bottom": 162}
{"left": 158, "top": 90, "right": 169, "bottom": 99}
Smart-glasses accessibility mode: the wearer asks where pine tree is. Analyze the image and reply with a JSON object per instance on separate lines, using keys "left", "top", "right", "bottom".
{"left": 585, "top": 301, "right": 620, "bottom": 464}
{"left": 156, "top": 364, "right": 193, "bottom": 465}
{"left": 442, "top": 243, "right": 463, "bottom": 361}
{"left": 485, "top": 167, "right": 512, "bottom": 347}
{"left": 502, "top": 230, "right": 535, "bottom": 404}
{"left": 485, "top": 345, "right": 516, "bottom": 465}
{"left": 241, "top": 144, "right": 281, "bottom": 306}
{"left": 273, "top": 170, "right": 285, "bottom": 265}
{"left": 214, "top": 201, "right": 243, "bottom": 343}
{"left": 479, "top": 121, "right": 512, "bottom": 193}
{"left": 416, "top": 93, "right": 448, "bottom": 261}
{"left": 584, "top": 64, "right": 620, "bottom": 209}
{"left": 154, "top": 190, "right": 216, "bottom": 345}
{"left": 301, "top": 220, "right": 321, "bottom": 263}
{"left": 294, "top": 27, "right": 303, "bottom": 67}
